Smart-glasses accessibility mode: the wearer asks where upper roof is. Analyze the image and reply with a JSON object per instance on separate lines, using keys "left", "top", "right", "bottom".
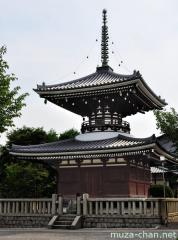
{"left": 34, "top": 10, "right": 166, "bottom": 117}
{"left": 34, "top": 67, "right": 166, "bottom": 117}
{"left": 36, "top": 66, "right": 135, "bottom": 91}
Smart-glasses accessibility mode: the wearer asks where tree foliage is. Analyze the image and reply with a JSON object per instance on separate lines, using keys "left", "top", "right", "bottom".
{"left": 0, "top": 127, "right": 59, "bottom": 198}
{"left": 6, "top": 126, "right": 58, "bottom": 147}
{"left": 0, "top": 46, "right": 28, "bottom": 135}
{"left": 154, "top": 108, "right": 178, "bottom": 151}
{"left": 0, "top": 127, "right": 80, "bottom": 198}
{"left": 59, "top": 128, "right": 79, "bottom": 140}
{"left": 149, "top": 184, "right": 174, "bottom": 198}
{"left": 0, "top": 161, "right": 56, "bottom": 198}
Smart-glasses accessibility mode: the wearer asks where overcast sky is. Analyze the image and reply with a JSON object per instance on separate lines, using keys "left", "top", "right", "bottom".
{"left": 1, "top": 0, "right": 178, "bottom": 145}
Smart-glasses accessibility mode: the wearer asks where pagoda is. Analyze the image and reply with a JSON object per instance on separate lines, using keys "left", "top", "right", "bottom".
{"left": 10, "top": 10, "right": 177, "bottom": 197}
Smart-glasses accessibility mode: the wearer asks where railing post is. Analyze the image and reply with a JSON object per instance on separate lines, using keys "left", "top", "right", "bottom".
{"left": 110, "top": 201, "right": 114, "bottom": 215}
{"left": 159, "top": 199, "right": 168, "bottom": 225}
{"left": 143, "top": 201, "right": 147, "bottom": 215}
{"left": 83, "top": 193, "right": 89, "bottom": 216}
{"left": 155, "top": 200, "right": 159, "bottom": 216}
{"left": 77, "top": 195, "right": 81, "bottom": 216}
{"left": 58, "top": 195, "right": 63, "bottom": 215}
{"left": 121, "top": 201, "right": 125, "bottom": 215}
{"left": 99, "top": 201, "right": 103, "bottom": 215}
{"left": 95, "top": 201, "right": 99, "bottom": 215}
{"left": 0, "top": 201, "right": 2, "bottom": 214}
{"left": 132, "top": 201, "right": 136, "bottom": 215}
{"left": 117, "top": 201, "right": 120, "bottom": 215}
{"left": 52, "top": 194, "right": 57, "bottom": 215}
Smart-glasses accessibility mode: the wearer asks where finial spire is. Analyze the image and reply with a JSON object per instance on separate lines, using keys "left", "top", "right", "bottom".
{"left": 101, "top": 9, "right": 109, "bottom": 67}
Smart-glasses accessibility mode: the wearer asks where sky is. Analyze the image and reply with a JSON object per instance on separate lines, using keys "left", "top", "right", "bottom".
{"left": 1, "top": 0, "right": 178, "bottom": 145}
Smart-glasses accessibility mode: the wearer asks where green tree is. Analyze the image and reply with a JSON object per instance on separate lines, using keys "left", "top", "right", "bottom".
{"left": 0, "top": 127, "right": 58, "bottom": 198}
{"left": 0, "top": 127, "right": 80, "bottom": 197}
{"left": 7, "top": 126, "right": 58, "bottom": 147}
{"left": 59, "top": 128, "right": 79, "bottom": 140}
{"left": 0, "top": 161, "right": 56, "bottom": 198}
{"left": 0, "top": 46, "right": 28, "bottom": 135}
{"left": 154, "top": 108, "right": 178, "bottom": 152}
{"left": 149, "top": 184, "right": 173, "bottom": 198}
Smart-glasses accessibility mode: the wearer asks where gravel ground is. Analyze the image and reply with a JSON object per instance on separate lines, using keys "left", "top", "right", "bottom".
{"left": 0, "top": 228, "right": 177, "bottom": 240}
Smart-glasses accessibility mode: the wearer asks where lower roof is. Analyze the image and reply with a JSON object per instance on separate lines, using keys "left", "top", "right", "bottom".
{"left": 9, "top": 131, "right": 175, "bottom": 163}
{"left": 10, "top": 132, "right": 153, "bottom": 154}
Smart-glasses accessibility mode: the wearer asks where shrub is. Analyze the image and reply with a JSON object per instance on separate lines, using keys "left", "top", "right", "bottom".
{"left": 149, "top": 184, "right": 174, "bottom": 198}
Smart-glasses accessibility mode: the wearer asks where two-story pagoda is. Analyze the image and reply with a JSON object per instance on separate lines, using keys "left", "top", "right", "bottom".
{"left": 10, "top": 10, "right": 177, "bottom": 197}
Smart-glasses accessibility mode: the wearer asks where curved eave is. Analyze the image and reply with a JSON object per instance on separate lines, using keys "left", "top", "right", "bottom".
{"left": 137, "top": 78, "right": 167, "bottom": 108}
{"left": 34, "top": 78, "right": 138, "bottom": 96}
{"left": 152, "top": 144, "right": 176, "bottom": 162}
{"left": 35, "top": 69, "right": 135, "bottom": 91}
{"left": 10, "top": 141, "right": 156, "bottom": 157}
{"left": 34, "top": 77, "right": 166, "bottom": 110}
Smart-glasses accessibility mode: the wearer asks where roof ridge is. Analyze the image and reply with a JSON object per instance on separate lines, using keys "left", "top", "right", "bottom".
{"left": 36, "top": 72, "right": 97, "bottom": 89}
{"left": 11, "top": 138, "right": 75, "bottom": 149}
{"left": 35, "top": 69, "right": 137, "bottom": 91}
{"left": 117, "top": 134, "right": 156, "bottom": 143}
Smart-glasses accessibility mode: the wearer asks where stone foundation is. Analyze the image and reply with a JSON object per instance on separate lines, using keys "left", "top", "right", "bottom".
{"left": 0, "top": 216, "right": 51, "bottom": 228}
{"left": 83, "top": 216, "right": 162, "bottom": 228}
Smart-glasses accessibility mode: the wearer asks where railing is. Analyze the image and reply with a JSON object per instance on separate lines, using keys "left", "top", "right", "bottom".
{"left": 0, "top": 198, "right": 53, "bottom": 216}
{"left": 81, "top": 119, "right": 130, "bottom": 133}
{"left": 77, "top": 194, "right": 178, "bottom": 223}
{"left": 80, "top": 196, "right": 160, "bottom": 217}
{"left": 164, "top": 198, "right": 178, "bottom": 223}
{"left": 0, "top": 194, "right": 178, "bottom": 224}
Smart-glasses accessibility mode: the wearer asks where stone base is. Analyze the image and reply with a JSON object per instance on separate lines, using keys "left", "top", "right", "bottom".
{"left": 0, "top": 216, "right": 51, "bottom": 228}
{"left": 83, "top": 216, "right": 162, "bottom": 228}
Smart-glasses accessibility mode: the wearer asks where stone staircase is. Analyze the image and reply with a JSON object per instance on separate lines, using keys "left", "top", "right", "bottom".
{"left": 49, "top": 214, "right": 81, "bottom": 229}
{"left": 52, "top": 214, "right": 76, "bottom": 229}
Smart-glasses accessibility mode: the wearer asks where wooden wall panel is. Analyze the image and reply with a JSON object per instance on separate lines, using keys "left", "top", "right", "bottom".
{"left": 57, "top": 163, "right": 151, "bottom": 197}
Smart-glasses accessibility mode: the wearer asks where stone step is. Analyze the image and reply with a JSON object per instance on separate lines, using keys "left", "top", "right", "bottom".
{"left": 52, "top": 224, "right": 71, "bottom": 229}
{"left": 57, "top": 216, "right": 75, "bottom": 221}
{"left": 55, "top": 220, "right": 73, "bottom": 225}
{"left": 51, "top": 215, "right": 76, "bottom": 229}
{"left": 57, "top": 217, "right": 74, "bottom": 221}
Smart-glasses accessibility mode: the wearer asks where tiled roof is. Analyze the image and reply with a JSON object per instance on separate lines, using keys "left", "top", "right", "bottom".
{"left": 151, "top": 167, "right": 167, "bottom": 173}
{"left": 10, "top": 134, "right": 155, "bottom": 155}
{"left": 157, "top": 134, "right": 177, "bottom": 155}
{"left": 36, "top": 67, "right": 138, "bottom": 92}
